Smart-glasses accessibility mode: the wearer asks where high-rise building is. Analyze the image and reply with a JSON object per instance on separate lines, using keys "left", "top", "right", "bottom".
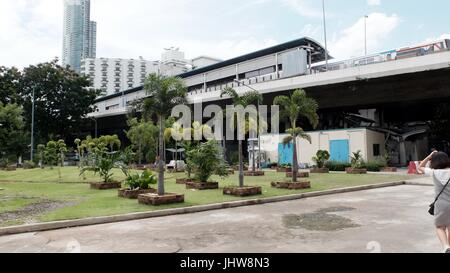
{"left": 62, "top": 0, "right": 97, "bottom": 73}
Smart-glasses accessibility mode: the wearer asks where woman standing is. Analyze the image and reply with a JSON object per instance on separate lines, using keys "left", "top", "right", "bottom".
{"left": 419, "top": 151, "right": 450, "bottom": 253}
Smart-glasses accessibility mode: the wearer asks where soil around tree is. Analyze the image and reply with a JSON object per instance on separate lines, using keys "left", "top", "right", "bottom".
{"left": 0, "top": 198, "right": 77, "bottom": 225}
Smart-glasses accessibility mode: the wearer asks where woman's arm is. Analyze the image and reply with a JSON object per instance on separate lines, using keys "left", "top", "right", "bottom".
{"left": 418, "top": 151, "right": 438, "bottom": 174}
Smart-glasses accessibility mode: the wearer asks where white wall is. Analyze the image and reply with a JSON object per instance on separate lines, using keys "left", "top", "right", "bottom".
{"left": 259, "top": 129, "right": 385, "bottom": 166}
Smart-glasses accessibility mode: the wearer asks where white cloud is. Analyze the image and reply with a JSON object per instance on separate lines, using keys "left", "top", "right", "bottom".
{"left": 329, "top": 13, "right": 400, "bottom": 60}
{"left": 0, "top": 0, "right": 281, "bottom": 68}
{"left": 281, "top": 0, "right": 323, "bottom": 18}
{"left": 0, "top": 0, "right": 63, "bottom": 68}
{"left": 299, "top": 24, "right": 322, "bottom": 38}
{"left": 367, "top": 0, "right": 381, "bottom": 6}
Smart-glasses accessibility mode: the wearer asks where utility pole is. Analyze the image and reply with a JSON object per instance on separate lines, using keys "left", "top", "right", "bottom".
{"left": 30, "top": 89, "right": 35, "bottom": 161}
{"left": 322, "top": 0, "right": 329, "bottom": 71}
{"left": 365, "top": 15, "right": 369, "bottom": 56}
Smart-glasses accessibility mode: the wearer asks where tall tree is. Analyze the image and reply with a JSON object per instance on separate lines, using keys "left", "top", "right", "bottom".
{"left": 221, "top": 87, "right": 263, "bottom": 188}
{"left": 0, "top": 103, "right": 28, "bottom": 161}
{"left": 274, "top": 89, "right": 319, "bottom": 182}
{"left": 19, "top": 59, "right": 101, "bottom": 144}
{"left": 0, "top": 66, "right": 21, "bottom": 105}
{"left": 126, "top": 118, "right": 159, "bottom": 165}
{"left": 142, "top": 73, "right": 188, "bottom": 196}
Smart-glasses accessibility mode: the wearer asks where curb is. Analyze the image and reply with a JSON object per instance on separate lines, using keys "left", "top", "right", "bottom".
{"left": 404, "top": 181, "right": 434, "bottom": 187}
{"left": 0, "top": 181, "right": 406, "bottom": 237}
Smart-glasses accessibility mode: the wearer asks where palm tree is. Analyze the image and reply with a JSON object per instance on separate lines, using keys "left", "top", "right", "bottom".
{"left": 142, "top": 73, "right": 187, "bottom": 196}
{"left": 274, "top": 89, "right": 319, "bottom": 182}
{"left": 221, "top": 87, "right": 263, "bottom": 188}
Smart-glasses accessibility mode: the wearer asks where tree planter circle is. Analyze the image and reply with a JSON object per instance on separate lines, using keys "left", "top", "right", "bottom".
{"left": 185, "top": 181, "right": 219, "bottom": 190}
{"left": 118, "top": 188, "right": 157, "bottom": 199}
{"left": 5, "top": 166, "right": 17, "bottom": 172}
{"left": 90, "top": 182, "right": 122, "bottom": 190}
{"left": 244, "top": 171, "right": 265, "bottom": 177}
{"left": 346, "top": 168, "right": 368, "bottom": 174}
{"left": 277, "top": 167, "right": 292, "bottom": 173}
{"left": 310, "top": 168, "right": 330, "bottom": 174}
{"left": 286, "top": 172, "right": 309, "bottom": 178}
{"left": 381, "top": 167, "right": 397, "bottom": 173}
{"left": 176, "top": 178, "right": 195, "bottom": 184}
{"left": 138, "top": 193, "right": 185, "bottom": 206}
{"left": 223, "top": 186, "right": 262, "bottom": 197}
{"left": 271, "top": 181, "right": 311, "bottom": 190}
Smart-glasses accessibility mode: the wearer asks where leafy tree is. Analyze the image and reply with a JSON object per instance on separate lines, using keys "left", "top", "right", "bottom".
{"left": 37, "top": 144, "right": 46, "bottom": 168}
{"left": 0, "top": 66, "right": 21, "bottom": 104}
{"left": 142, "top": 73, "right": 188, "bottom": 196}
{"left": 274, "top": 89, "right": 319, "bottom": 182}
{"left": 126, "top": 118, "right": 158, "bottom": 165}
{"left": 19, "top": 59, "right": 101, "bottom": 143}
{"left": 312, "top": 150, "right": 331, "bottom": 169}
{"left": 44, "top": 141, "right": 60, "bottom": 169}
{"left": 220, "top": 87, "right": 263, "bottom": 188}
{"left": 186, "top": 140, "right": 229, "bottom": 183}
{"left": 99, "top": 135, "right": 121, "bottom": 152}
{"left": 80, "top": 151, "right": 128, "bottom": 183}
{"left": 0, "top": 103, "right": 28, "bottom": 161}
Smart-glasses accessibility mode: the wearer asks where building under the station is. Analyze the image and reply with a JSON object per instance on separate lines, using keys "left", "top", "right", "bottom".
{"left": 86, "top": 37, "right": 450, "bottom": 167}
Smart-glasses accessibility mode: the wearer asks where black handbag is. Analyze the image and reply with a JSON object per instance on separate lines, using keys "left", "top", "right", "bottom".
{"left": 429, "top": 178, "right": 450, "bottom": 216}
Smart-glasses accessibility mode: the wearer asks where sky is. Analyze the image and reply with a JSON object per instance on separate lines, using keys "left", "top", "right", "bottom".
{"left": 1, "top": 0, "right": 450, "bottom": 68}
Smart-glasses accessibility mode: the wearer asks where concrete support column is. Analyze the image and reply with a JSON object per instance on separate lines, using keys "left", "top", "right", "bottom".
{"left": 399, "top": 141, "right": 407, "bottom": 166}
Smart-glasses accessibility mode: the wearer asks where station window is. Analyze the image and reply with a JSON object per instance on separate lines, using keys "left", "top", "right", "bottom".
{"left": 373, "top": 144, "right": 381, "bottom": 157}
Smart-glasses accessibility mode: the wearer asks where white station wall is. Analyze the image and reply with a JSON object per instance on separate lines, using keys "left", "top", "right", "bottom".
{"left": 261, "top": 128, "right": 385, "bottom": 166}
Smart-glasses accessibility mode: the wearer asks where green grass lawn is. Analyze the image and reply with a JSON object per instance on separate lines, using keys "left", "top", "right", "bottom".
{"left": 0, "top": 167, "right": 412, "bottom": 227}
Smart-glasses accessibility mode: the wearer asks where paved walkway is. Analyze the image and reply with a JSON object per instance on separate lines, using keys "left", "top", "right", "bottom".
{"left": 0, "top": 184, "right": 441, "bottom": 253}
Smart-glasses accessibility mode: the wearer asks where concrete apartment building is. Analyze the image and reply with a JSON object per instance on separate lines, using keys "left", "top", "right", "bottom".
{"left": 81, "top": 48, "right": 222, "bottom": 96}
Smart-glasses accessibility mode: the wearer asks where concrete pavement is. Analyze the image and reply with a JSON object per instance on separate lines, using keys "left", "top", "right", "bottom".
{"left": 0, "top": 185, "right": 441, "bottom": 253}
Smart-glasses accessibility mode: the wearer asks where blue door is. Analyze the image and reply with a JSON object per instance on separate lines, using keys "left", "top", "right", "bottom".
{"left": 278, "top": 143, "right": 294, "bottom": 165}
{"left": 330, "top": 140, "right": 350, "bottom": 163}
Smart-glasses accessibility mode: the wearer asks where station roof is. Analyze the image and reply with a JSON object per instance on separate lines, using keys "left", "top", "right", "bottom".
{"left": 94, "top": 37, "right": 330, "bottom": 103}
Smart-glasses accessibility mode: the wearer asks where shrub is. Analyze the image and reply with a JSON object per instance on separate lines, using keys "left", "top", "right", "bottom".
{"left": 23, "top": 160, "right": 36, "bottom": 169}
{"left": 350, "top": 150, "right": 365, "bottom": 169}
{"left": 365, "top": 159, "right": 388, "bottom": 172}
{"left": 187, "top": 140, "right": 229, "bottom": 183}
{"left": 125, "top": 170, "right": 157, "bottom": 190}
{"left": 80, "top": 150, "right": 128, "bottom": 183}
{"left": 325, "top": 161, "right": 352, "bottom": 172}
{"left": 312, "top": 150, "right": 331, "bottom": 168}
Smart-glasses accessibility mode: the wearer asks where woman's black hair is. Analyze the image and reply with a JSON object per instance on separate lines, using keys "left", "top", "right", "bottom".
{"left": 430, "top": 152, "right": 450, "bottom": 170}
